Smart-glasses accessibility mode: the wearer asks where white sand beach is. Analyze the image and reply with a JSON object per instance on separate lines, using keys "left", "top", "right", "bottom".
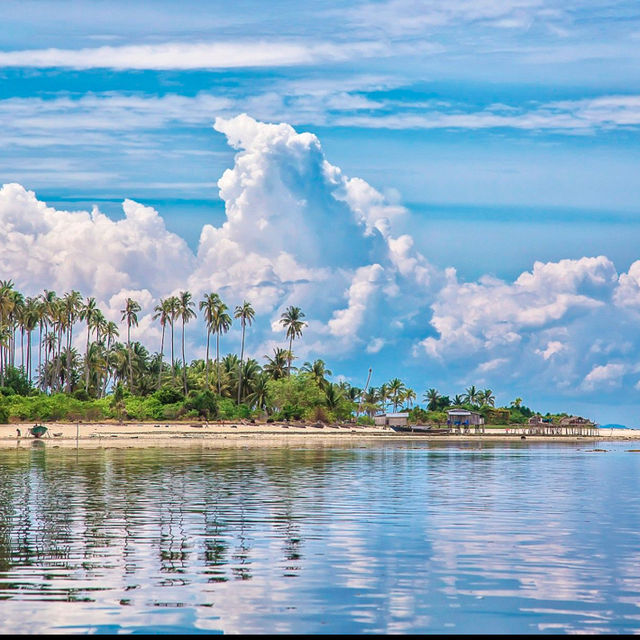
{"left": 2, "top": 421, "right": 639, "bottom": 448}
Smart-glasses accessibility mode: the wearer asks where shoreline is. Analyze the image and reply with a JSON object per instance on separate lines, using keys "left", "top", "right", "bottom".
{"left": 2, "top": 421, "right": 640, "bottom": 448}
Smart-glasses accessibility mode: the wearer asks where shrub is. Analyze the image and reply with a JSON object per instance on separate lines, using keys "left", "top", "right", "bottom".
{"left": 0, "top": 403, "right": 9, "bottom": 424}
{"left": 73, "top": 389, "right": 90, "bottom": 402}
{"left": 357, "top": 415, "right": 374, "bottom": 426}
{"left": 2, "top": 366, "right": 33, "bottom": 396}
{"left": 154, "top": 387, "right": 185, "bottom": 405}
{"left": 185, "top": 390, "right": 218, "bottom": 419}
{"left": 312, "top": 406, "right": 330, "bottom": 423}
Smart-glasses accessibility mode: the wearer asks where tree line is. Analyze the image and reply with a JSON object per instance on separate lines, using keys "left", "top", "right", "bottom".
{"left": 0, "top": 280, "right": 541, "bottom": 424}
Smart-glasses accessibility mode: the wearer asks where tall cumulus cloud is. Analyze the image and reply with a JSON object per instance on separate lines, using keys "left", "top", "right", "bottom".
{"left": 2, "top": 114, "right": 640, "bottom": 401}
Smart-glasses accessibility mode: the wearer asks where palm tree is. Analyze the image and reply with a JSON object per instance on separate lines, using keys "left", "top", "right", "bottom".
{"left": 121, "top": 297, "right": 141, "bottom": 391}
{"left": 264, "top": 347, "right": 289, "bottom": 380}
{"left": 246, "top": 372, "right": 269, "bottom": 412}
{"left": 199, "top": 293, "right": 221, "bottom": 389}
{"left": 279, "top": 306, "right": 306, "bottom": 376}
{"left": 301, "top": 359, "right": 332, "bottom": 389}
{"left": 167, "top": 295, "right": 179, "bottom": 381}
{"left": 464, "top": 385, "right": 479, "bottom": 407}
{"left": 177, "top": 291, "right": 196, "bottom": 394}
{"left": 404, "top": 388, "right": 416, "bottom": 408}
{"left": 511, "top": 397, "right": 523, "bottom": 409}
{"left": 387, "top": 378, "right": 406, "bottom": 412}
{"left": 324, "top": 382, "right": 344, "bottom": 411}
{"left": 453, "top": 394, "right": 464, "bottom": 406}
{"left": 378, "top": 383, "right": 389, "bottom": 412}
{"left": 63, "top": 290, "right": 82, "bottom": 392}
{"left": 153, "top": 298, "right": 172, "bottom": 389}
{"left": 234, "top": 301, "right": 255, "bottom": 404}
{"left": 481, "top": 388, "right": 496, "bottom": 407}
{"left": 423, "top": 388, "right": 441, "bottom": 411}
{"left": 23, "top": 297, "right": 39, "bottom": 382}
{"left": 103, "top": 321, "right": 119, "bottom": 349}
{"left": 80, "top": 296, "right": 98, "bottom": 392}
{"left": 211, "top": 298, "right": 232, "bottom": 395}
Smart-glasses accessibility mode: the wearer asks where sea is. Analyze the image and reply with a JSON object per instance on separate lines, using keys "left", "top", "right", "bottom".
{"left": 0, "top": 440, "right": 639, "bottom": 634}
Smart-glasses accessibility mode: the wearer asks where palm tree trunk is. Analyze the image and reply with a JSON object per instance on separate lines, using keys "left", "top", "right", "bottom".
{"left": 56, "top": 325, "right": 63, "bottom": 391}
{"left": 216, "top": 331, "right": 220, "bottom": 395}
{"left": 26, "top": 330, "right": 31, "bottom": 381}
{"left": 20, "top": 327, "right": 24, "bottom": 372}
{"left": 237, "top": 321, "right": 245, "bottom": 404}
{"left": 170, "top": 319, "right": 175, "bottom": 381}
{"left": 181, "top": 318, "right": 187, "bottom": 394}
{"left": 85, "top": 322, "right": 91, "bottom": 392}
{"left": 38, "top": 322, "right": 42, "bottom": 389}
{"left": 127, "top": 322, "right": 133, "bottom": 392}
{"left": 66, "top": 322, "right": 73, "bottom": 393}
{"left": 157, "top": 323, "right": 165, "bottom": 390}
{"left": 288, "top": 335, "right": 293, "bottom": 377}
{"left": 205, "top": 329, "right": 210, "bottom": 389}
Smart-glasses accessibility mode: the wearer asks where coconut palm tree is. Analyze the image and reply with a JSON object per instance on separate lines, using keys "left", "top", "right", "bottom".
{"left": 301, "top": 359, "right": 332, "bottom": 389}
{"left": 153, "top": 297, "right": 172, "bottom": 389}
{"left": 211, "top": 298, "right": 232, "bottom": 395}
{"left": 234, "top": 300, "right": 255, "bottom": 404}
{"left": 103, "top": 320, "right": 119, "bottom": 349}
{"left": 480, "top": 388, "right": 496, "bottom": 407}
{"left": 23, "top": 297, "right": 39, "bottom": 382}
{"left": 324, "top": 382, "right": 344, "bottom": 411}
{"left": 80, "top": 296, "right": 98, "bottom": 391}
{"left": 387, "top": 378, "right": 406, "bottom": 412}
{"left": 464, "top": 385, "right": 479, "bottom": 407}
{"left": 246, "top": 372, "right": 269, "bottom": 412}
{"left": 62, "top": 290, "right": 82, "bottom": 392}
{"left": 121, "top": 297, "right": 141, "bottom": 392}
{"left": 177, "top": 291, "right": 196, "bottom": 394}
{"left": 423, "top": 388, "right": 441, "bottom": 411}
{"left": 279, "top": 306, "right": 306, "bottom": 377}
{"left": 199, "top": 292, "right": 221, "bottom": 389}
{"left": 404, "top": 388, "right": 416, "bottom": 408}
{"left": 378, "top": 383, "right": 390, "bottom": 412}
{"left": 453, "top": 394, "right": 464, "bottom": 406}
{"left": 167, "top": 295, "right": 179, "bottom": 381}
{"left": 264, "top": 347, "right": 289, "bottom": 380}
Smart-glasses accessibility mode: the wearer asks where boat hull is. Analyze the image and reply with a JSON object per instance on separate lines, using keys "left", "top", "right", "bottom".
{"left": 389, "top": 425, "right": 451, "bottom": 435}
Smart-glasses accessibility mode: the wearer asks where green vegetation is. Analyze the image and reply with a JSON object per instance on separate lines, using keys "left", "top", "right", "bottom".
{"left": 0, "top": 280, "right": 579, "bottom": 426}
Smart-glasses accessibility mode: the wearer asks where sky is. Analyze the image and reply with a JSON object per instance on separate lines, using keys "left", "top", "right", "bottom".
{"left": 2, "top": 0, "right": 640, "bottom": 424}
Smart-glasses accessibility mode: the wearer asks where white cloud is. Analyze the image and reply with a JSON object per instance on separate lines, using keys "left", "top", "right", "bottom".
{"left": 348, "top": 0, "right": 550, "bottom": 35}
{"left": 0, "top": 40, "right": 388, "bottom": 70}
{"left": 0, "top": 183, "right": 195, "bottom": 305}
{"left": 536, "top": 340, "right": 565, "bottom": 360}
{"left": 4, "top": 114, "right": 640, "bottom": 407}
{"left": 419, "top": 255, "right": 616, "bottom": 360}
{"left": 583, "top": 363, "right": 626, "bottom": 390}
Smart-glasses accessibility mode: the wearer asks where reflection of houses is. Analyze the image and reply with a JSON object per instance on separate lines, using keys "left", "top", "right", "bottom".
{"left": 447, "top": 409, "right": 485, "bottom": 434}
{"left": 374, "top": 412, "right": 409, "bottom": 428}
{"left": 526, "top": 414, "right": 598, "bottom": 436}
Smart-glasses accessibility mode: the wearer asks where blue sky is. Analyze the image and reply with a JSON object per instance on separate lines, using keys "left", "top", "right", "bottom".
{"left": 2, "top": 1, "right": 640, "bottom": 423}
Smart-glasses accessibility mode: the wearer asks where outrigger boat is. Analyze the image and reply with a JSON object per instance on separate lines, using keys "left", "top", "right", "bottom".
{"left": 30, "top": 424, "right": 48, "bottom": 438}
{"left": 389, "top": 424, "right": 450, "bottom": 435}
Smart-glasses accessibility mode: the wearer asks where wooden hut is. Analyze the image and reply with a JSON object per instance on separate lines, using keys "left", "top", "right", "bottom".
{"left": 446, "top": 409, "right": 485, "bottom": 434}
{"left": 374, "top": 412, "right": 409, "bottom": 428}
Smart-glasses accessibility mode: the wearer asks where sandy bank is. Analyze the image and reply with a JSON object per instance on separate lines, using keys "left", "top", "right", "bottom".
{"left": 1, "top": 421, "right": 639, "bottom": 449}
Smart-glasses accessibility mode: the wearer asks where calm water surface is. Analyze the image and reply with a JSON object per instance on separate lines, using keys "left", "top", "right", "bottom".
{"left": 0, "top": 440, "right": 639, "bottom": 634}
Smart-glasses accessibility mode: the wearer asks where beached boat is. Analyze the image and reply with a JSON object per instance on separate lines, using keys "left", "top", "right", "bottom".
{"left": 30, "top": 424, "right": 48, "bottom": 438}
{"left": 389, "top": 424, "right": 451, "bottom": 435}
